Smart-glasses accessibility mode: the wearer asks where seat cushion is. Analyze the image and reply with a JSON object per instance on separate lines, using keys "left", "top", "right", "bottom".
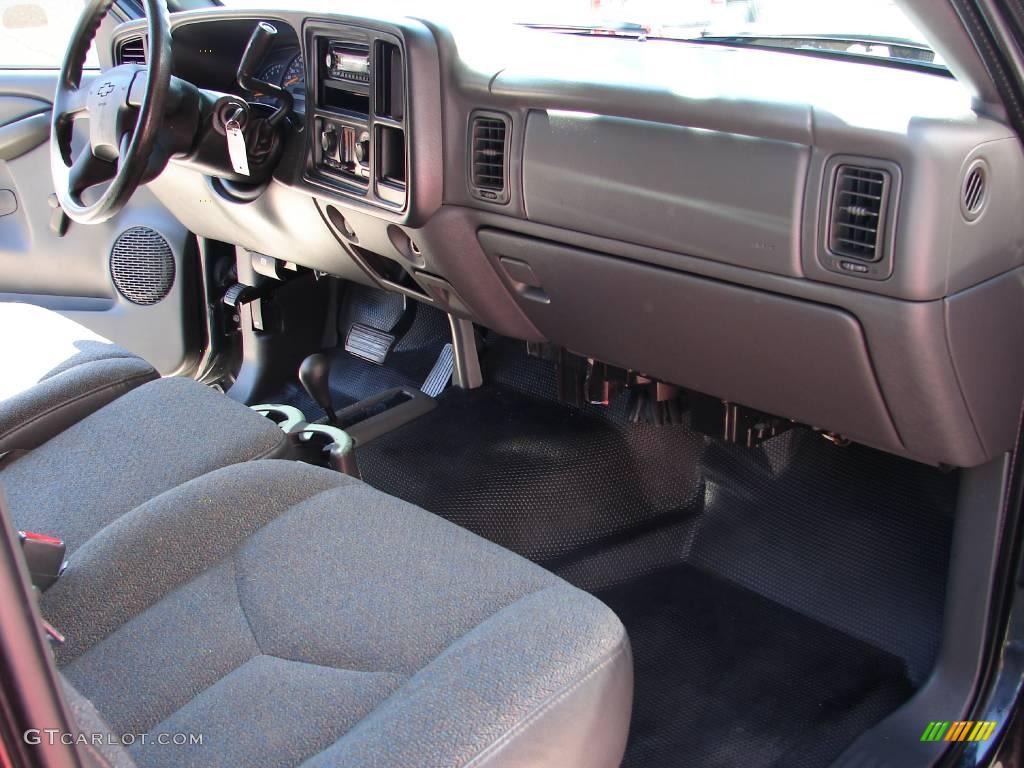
{"left": 2, "top": 377, "right": 288, "bottom": 555}
{"left": 43, "top": 460, "right": 633, "bottom": 768}
{"left": 0, "top": 302, "right": 158, "bottom": 453}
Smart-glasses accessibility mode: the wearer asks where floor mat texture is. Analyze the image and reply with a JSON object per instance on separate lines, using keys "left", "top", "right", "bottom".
{"left": 600, "top": 564, "right": 915, "bottom": 768}
{"left": 356, "top": 340, "right": 958, "bottom": 768}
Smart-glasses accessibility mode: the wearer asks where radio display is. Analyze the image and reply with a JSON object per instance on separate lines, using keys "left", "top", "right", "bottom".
{"left": 332, "top": 53, "right": 368, "bottom": 74}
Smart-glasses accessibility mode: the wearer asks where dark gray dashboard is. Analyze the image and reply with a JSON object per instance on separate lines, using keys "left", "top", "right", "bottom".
{"left": 105, "top": 8, "right": 1024, "bottom": 468}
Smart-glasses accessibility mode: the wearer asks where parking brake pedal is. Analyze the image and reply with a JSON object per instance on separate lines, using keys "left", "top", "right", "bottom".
{"left": 345, "top": 323, "right": 395, "bottom": 365}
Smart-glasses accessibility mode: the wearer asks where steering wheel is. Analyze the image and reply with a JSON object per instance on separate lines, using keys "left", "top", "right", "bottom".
{"left": 50, "top": 0, "right": 172, "bottom": 225}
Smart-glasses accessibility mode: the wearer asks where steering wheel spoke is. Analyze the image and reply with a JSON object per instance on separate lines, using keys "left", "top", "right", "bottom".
{"left": 55, "top": 86, "right": 88, "bottom": 122}
{"left": 68, "top": 147, "right": 116, "bottom": 196}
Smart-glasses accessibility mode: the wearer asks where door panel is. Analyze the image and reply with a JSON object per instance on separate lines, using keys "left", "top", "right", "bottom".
{"left": 0, "top": 71, "right": 200, "bottom": 375}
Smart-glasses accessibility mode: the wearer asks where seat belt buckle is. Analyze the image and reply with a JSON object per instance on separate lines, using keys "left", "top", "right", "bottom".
{"left": 18, "top": 530, "right": 67, "bottom": 591}
{"left": 41, "top": 618, "right": 65, "bottom": 646}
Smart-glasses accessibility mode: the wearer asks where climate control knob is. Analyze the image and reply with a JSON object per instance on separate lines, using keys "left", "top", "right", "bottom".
{"left": 355, "top": 132, "right": 370, "bottom": 165}
{"left": 320, "top": 127, "right": 338, "bottom": 155}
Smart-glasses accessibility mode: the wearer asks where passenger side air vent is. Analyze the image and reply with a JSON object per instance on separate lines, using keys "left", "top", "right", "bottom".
{"left": 469, "top": 112, "right": 510, "bottom": 204}
{"left": 828, "top": 165, "right": 891, "bottom": 262}
{"left": 116, "top": 36, "right": 146, "bottom": 66}
{"left": 961, "top": 160, "right": 988, "bottom": 221}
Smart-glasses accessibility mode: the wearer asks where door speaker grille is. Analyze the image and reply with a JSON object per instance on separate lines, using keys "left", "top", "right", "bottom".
{"left": 110, "top": 226, "right": 174, "bottom": 306}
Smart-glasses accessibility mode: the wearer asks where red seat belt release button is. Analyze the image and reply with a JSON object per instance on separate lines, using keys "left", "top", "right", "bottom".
{"left": 18, "top": 531, "right": 67, "bottom": 591}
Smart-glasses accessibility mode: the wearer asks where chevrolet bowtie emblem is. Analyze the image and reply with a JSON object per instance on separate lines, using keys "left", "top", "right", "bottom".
{"left": 97, "top": 82, "right": 114, "bottom": 97}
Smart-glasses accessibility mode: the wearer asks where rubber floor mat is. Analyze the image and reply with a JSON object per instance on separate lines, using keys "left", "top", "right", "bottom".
{"left": 276, "top": 331, "right": 956, "bottom": 768}
{"left": 356, "top": 372, "right": 957, "bottom": 768}
{"left": 359, "top": 387, "right": 955, "bottom": 665}
{"left": 599, "top": 564, "right": 915, "bottom": 768}
{"left": 359, "top": 386, "right": 707, "bottom": 565}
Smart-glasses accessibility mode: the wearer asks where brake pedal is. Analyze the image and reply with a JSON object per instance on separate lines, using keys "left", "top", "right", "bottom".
{"left": 345, "top": 323, "right": 395, "bottom": 365}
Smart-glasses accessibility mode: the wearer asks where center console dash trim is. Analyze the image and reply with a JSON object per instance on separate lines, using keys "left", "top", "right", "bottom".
{"left": 303, "top": 20, "right": 410, "bottom": 212}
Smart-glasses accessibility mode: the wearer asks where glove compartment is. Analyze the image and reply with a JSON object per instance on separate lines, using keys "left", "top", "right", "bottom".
{"left": 480, "top": 228, "right": 903, "bottom": 456}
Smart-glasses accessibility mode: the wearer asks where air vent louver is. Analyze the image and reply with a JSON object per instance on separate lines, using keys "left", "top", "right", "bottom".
{"left": 829, "top": 165, "right": 891, "bottom": 262}
{"left": 470, "top": 114, "right": 509, "bottom": 203}
{"left": 962, "top": 162, "right": 987, "bottom": 221}
{"left": 116, "top": 37, "right": 146, "bottom": 66}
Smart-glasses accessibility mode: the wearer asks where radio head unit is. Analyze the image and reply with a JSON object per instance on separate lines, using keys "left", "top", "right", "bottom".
{"left": 306, "top": 23, "right": 408, "bottom": 211}
{"left": 324, "top": 40, "right": 370, "bottom": 84}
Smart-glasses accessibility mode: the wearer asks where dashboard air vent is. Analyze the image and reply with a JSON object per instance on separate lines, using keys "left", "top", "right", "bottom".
{"left": 469, "top": 113, "right": 509, "bottom": 204}
{"left": 962, "top": 161, "right": 987, "bottom": 221}
{"left": 116, "top": 36, "right": 146, "bottom": 66}
{"left": 828, "top": 165, "right": 891, "bottom": 262}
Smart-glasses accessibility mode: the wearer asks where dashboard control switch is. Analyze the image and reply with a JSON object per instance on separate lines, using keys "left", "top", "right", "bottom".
{"left": 321, "top": 127, "right": 338, "bottom": 156}
{"left": 341, "top": 126, "right": 357, "bottom": 168}
{"left": 355, "top": 131, "right": 370, "bottom": 165}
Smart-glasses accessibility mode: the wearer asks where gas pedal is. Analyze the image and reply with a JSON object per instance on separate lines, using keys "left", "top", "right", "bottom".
{"left": 421, "top": 344, "right": 454, "bottom": 397}
{"left": 344, "top": 323, "right": 395, "bottom": 365}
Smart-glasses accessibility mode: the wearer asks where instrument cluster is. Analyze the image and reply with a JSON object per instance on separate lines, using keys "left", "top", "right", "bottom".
{"left": 255, "top": 47, "right": 305, "bottom": 113}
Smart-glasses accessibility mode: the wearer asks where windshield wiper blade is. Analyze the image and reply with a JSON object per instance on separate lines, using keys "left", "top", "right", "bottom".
{"left": 694, "top": 32, "right": 936, "bottom": 63}
{"left": 517, "top": 24, "right": 945, "bottom": 71}
{"left": 518, "top": 22, "right": 648, "bottom": 38}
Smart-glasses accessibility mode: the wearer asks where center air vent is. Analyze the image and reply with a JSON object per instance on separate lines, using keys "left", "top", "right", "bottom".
{"left": 116, "top": 36, "right": 146, "bottom": 65}
{"left": 828, "top": 164, "right": 892, "bottom": 262}
{"left": 469, "top": 112, "right": 510, "bottom": 204}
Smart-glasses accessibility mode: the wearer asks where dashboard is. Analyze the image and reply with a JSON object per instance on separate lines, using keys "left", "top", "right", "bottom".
{"left": 106, "top": 9, "right": 1024, "bottom": 470}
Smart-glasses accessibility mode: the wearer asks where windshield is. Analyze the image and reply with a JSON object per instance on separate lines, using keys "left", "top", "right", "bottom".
{"left": 218, "top": 0, "right": 939, "bottom": 68}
